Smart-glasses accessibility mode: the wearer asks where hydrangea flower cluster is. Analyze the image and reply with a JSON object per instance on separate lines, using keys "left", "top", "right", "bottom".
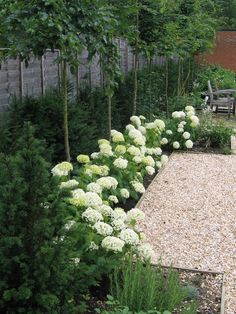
{"left": 52, "top": 107, "right": 199, "bottom": 261}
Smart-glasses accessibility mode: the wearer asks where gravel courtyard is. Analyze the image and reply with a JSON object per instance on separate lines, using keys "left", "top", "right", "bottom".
{"left": 138, "top": 153, "right": 236, "bottom": 314}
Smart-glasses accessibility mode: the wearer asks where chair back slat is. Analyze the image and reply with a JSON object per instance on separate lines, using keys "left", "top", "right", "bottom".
{"left": 207, "top": 80, "right": 213, "bottom": 101}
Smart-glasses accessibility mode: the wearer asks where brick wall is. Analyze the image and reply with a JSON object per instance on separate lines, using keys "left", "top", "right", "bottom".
{"left": 197, "top": 31, "right": 236, "bottom": 72}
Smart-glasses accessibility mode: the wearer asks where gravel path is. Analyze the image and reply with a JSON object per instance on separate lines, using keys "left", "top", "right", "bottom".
{"left": 138, "top": 153, "right": 236, "bottom": 314}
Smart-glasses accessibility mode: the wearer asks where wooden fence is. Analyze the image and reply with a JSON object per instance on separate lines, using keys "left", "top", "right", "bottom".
{"left": 0, "top": 39, "right": 167, "bottom": 111}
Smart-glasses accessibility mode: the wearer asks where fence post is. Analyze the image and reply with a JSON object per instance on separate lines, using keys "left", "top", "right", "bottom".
{"left": 19, "top": 59, "right": 24, "bottom": 98}
{"left": 40, "top": 55, "right": 45, "bottom": 95}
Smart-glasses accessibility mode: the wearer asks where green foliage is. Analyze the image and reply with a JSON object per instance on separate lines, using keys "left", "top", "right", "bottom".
{"left": 2, "top": 90, "right": 99, "bottom": 162}
{"left": 0, "top": 123, "right": 79, "bottom": 313}
{"left": 196, "top": 112, "right": 233, "bottom": 152}
{"left": 214, "top": 0, "right": 236, "bottom": 30}
{"left": 110, "top": 258, "right": 194, "bottom": 313}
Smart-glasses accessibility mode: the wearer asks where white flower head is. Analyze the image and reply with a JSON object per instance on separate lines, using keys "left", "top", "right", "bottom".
{"left": 101, "top": 236, "right": 125, "bottom": 253}
{"left": 95, "top": 204, "right": 113, "bottom": 217}
{"left": 161, "top": 155, "right": 169, "bottom": 165}
{"left": 156, "top": 161, "right": 162, "bottom": 169}
{"left": 71, "top": 188, "right": 85, "bottom": 198}
{"left": 111, "top": 219, "right": 126, "bottom": 231}
{"left": 131, "top": 181, "right": 145, "bottom": 194}
{"left": 52, "top": 162, "right": 73, "bottom": 177}
{"left": 130, "top": 116, "right": 141, "bottom": 127}
{"left": 126, "top": 208, "right": 145, "bottom": 224}
{"left": 60, "top": 179, "right": 79, "bottom": 190}
{"left": 96, "top": 177, "right": 118, "bottom": 190}
{"left": 120, "top": 188, "right": 130, "bottom": 199}
{"left": 77, "top": 154, "right": 90, "bottom": 163}
{"left": 145, "top": 166, "right": 155, "bottom": 176}
{"left": 126, "top": 124, "right": 135, "bottom": 131}
{"left": 108, "top": 195, "right": 119, "bottom": 204}
{"left": 112, "top": 208, "right": 127, "bottom": 221}
{"left": 161, "top": 137, "right": 168, "bottom": 145}
{"left": 115, "top": 145, "right": 126, "bottom": 154}
{"left": 183, "top": 131, "right": 191, "bottom": 139}
{"left": 185, "top": 139, "right": 193, "bottom": 149}
{"left": 87, "top": 182, "right": 102, "bottom": 194}
{"left": 93, "top": 222, "right": 113, "bottom": 236}
{"left": 82, "top": 208, "right": 104, "bottom": 224}
{"left": 127, "top": 146, "right": 141, "bottom": 156}
{"left": 113, "top": 157, "right": 128, "bottom": 169}
{"left": 99, "top": 143, "right": 113, "bottom": 157}
{"left": 172, "top": 111, "right": 181, "bottom": 119}
{"left": 91, "top": 152, "right": 100, "bottom": 160}
{"left": 173, "top": 141, "right": 180, "bottom": 149}
{"left": 88, "top": 241, "right": 99, "bottom": 251}
{"left": 138, "top": 126, "right": 146, "bottom": 135}
{"left": 119, "top": 228, "right": 139, "bottom": 245}
{"left": 112, "top": 131, "right": 125, "bottom": 143}
{"left": 137, "top": 243, "right": 154, "bottom": 260}
{"left": 177, "top": 127, "right": 184, "bottom": 133}
{"left": 154, "top": 119, "right": 165, "bottom": 130}
{"left": 166, "top": 130, "right": 173, "bottom": 135}
{"left": 142, "top": 156, "right": 155, "bottom": 167}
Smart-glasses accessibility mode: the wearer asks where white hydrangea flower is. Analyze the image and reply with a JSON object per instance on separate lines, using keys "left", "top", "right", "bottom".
{"left": 146, "top": 148, "right": 154, "bottom": 155}
{"left": 172, "top": 111, "right": 181, "bottom": 119}
{"left": 70, "top": 192, "right": 103, "bottom": 207}
{"left": 115, "top": 145, "right": 126, "bottom": 154}
{"left": 95, "top": 204, "right": 113, "bottom": 217}
{"left": 130, "top": 115, "right": 141, "bottom": 127}
{"left": 99, "top": 143, "right": 113, "bottom": 157}
{"left": 133, "top": 156, "right": 142, "bottom": 164}
{"left": 113, "top": 157, "right": 128, "bottom": 169}
{"left": 96, "top": 176, "right": 118, "bottom": 190}
{"left": 77, "top": 154, "right": 90, "bottom": 163}
{"left": 126, "top": 124, "right": 135, "bottom": 132}
{"left": 161, "top": 155, "right": 169, "bottom": 165}
{"left": 154, "top": 119, "right": 165, "bottom": 130}
{"left": 131, "top": 181, "right": 145, "bottom": 194}
{"left": 187, "top": 111, "right": 195, "bottom": 117}
{"left": 72, "top": 257, "right": 80, "bottom": 265}
{"left": 126, "top": 208, "right": 145, "bottom": 223}
{"left": 153, "top": 147, "right": 162, "bottom": 156}
{"left": 140, "top": 146, "right": 146, "bottom": 156}
{"left": 134, "top": 136, "right": 146, "bottom": 146}
{"left": 139, "top": 115, "right": 146, "bottom": 120}
{"left": 119, "top": 228, "right": 139, "bottom": 245}
{"left": 138, "top": 126, "right": 146, "bottom": 135}
{"left": 51, "top": 162, "right": 73, "bottom": 177}
{"left": 179, "top": 111, "right": 186, "bottom": 118}
{"left": 112, "top": 131, "right": 125, "bottom": 143}
{"left": 82, "top": 208, "right": 104, "bottom": 224}
{"left": 98, "top": 139, "right": 110, "bottom": 145}
{"left": 156, "top": 161, "right": 162, "bottom": 169}
{"left": 127, "top": 146, "right": 141, "bottom": 156}
{"left": 183, "top": 131, "right": 191, "bottom": 139}
{"left": 177, "top": 127, "right": 184, "bottom": 133}
{"left": 90, "top": 152, "right": 100, "bottom": 160}
{"left": 173, "top": 141, "right": 180, "bottom": 149}
{"left": 128, "top": 129, "right": 143, "bottom": 140}
{"left": 108, "top": 195, "right": 119, "bottom": 204}
{"left": 120, "top": 188, "right": 130, "bottom": 199}
{"left": 185, "top": 139, "right": 193, "bottom": 149}
{"left": 137, "top": 243, "right": 154, "bottom": 260}
{"left": 112, "top": 208, "right": 127, "bottom": 221}
{"left": 180, "top": 121, "right": 187, "bottom": 126}
{"left": 93, "top": 222, "right": 113, "bottom": 236}
{"left": 100, "top": 165, "right": 110, "bottom": 176}
{"left": 161, "top": 138, "right": 168, "bottom": 145}
{"left": 87, "top": 182, "right": 102, "bottom": 194}
{"left": 85, "top": 164, "right": 103, "bottom": 176}
{"left": 142, "top": 156, "right": 155, "bottom": 167}
{"left": 190, "top": 115, "right": 199, "bottom": 126}
{"left": 101, "top": 236, "right": 125, "bottom": 253}
{"left": 166, "top": 129, "right": 173, "bottom": 135}
{"left": 60, "top": 179, "right": 79, "bottom": 190}
{"left": 71, "top": 188, "right": 85, "bottom": 198}
{"left": 111, "top": 219, "right": 126, "bottom": 231}
{"left": 88, "top": 241, "right": 99, "bottom": 251}
{"left": 185, "top": 105, "right": 194, "bottom": 112}
{"left": 145, "top": 166, "right": 155, "bottom": 176}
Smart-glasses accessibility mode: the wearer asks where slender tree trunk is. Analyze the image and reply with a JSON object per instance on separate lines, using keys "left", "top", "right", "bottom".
{"left": 108, "top": 92, "right": 112, "bottom": 141}
{"left": 165, "top": 57, "right": 169, "bottom": 117}
{"left": 177, "top": 58, "right": 181, "bottom": 96}
{"left": 132, "top": 12, "right": 139, "bottom": 116}
{"left": 148, "top": 57, "right": 152, "bottom": 120}
{"left": 62, "top": 60, "right": 71, "bottom": 162}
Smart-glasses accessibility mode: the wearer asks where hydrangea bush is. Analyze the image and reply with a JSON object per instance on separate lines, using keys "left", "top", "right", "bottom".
{"left": 51, "top": 106, "right": 199, "bottom": 263}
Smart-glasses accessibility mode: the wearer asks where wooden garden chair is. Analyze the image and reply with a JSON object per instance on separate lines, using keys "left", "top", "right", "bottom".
{"left": 207, "top": 80, "right": 236, "bottom": 118}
